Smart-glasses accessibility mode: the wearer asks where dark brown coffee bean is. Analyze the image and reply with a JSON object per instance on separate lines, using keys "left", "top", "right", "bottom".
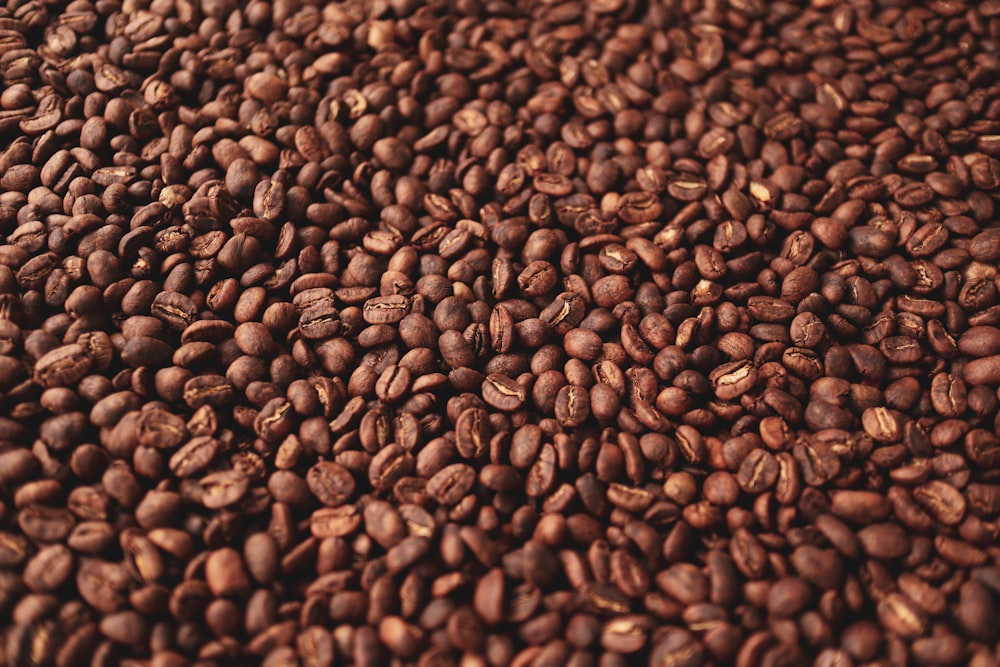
{"left": 481, "top": 374, "right": 526, "bottom": 411}
{"left": 455, "top": 407, "right": 490, "bottom": 459}
{"left": 306, "top": 461, "right": 355, "bottom": 507}
{"left": 966, "top": 430, "right": 1000, "bottom": 468}
{"left": 168, "top": 436, "right": 218, "bottom": 478}
{"left": 182, "top": 375, "right": 235, "bottom": 409}
{"left": 205, "top": 547, "right": 251, "bottom": 598}
{"left": 830, "top": 490, "right": 892, "bottom": 524}
{"left": 649, "top": 628, "right": 704, "bottom": 667}
{"left": 553, "top": 384, "right": 590, "bottom": 427}
{"left": 19, "top": 505, "right": 74, "bottom": 543}
{"left": 427, "top": 464, "right": 475, "bottom": 506}
{"left": 150, "top": 291, "right": 197, "bottom": 331}
{"left": 857, "top": 523, "right": 911, "bottom": 560}
{"left": 736, "top": 449, "right": 779, "bottom": 494}
{"left": 792, "top": 440, "right": 841, "bottom": 487}
{"left": 970, "top": 228, "right": 1000, "bottom": 262}
{"left": 34, "top": 343, "right": 93, "bottom": 387}
{"left": 311, "top": 506, "right": 362, "bottom": 539}
{"left": 789, "top": 545, "right": 843, "bottom": 590}
{"left": 378, "top": 616, "right": 424, "bottom": 658}
{"left": 877, "top": 592, "right": 927, "bottom": 639}
{"left": 199, "top": 470, "right": 249, "bottom": 510}
{"left": 363, "top": 295, "right": 411, "bottom": 324}
{"left": 964, "top": 355, "right": 1000, "bottom": 385}
{"left": 861, "top": 407, "right": 901, "bottom": 443}
{"left": 76, "top": 559, "right": 130, "bottom": 613}
{"left": 23, "top": 544, "right": 73, "bottom": 592}
{"left": 959, "top": 326, "right": 1000, "bottom": 358}
{"left": 710, "top": 360, "right": 757, "bottom": 400}
{"left": 930, "top": 372, "right": 968, "bottom": 418}
{"left": 913, "top": 480, "right": 966, "bottom": 526}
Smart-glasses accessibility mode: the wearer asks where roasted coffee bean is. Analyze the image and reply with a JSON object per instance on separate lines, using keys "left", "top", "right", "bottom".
{"left": 427, "top": 464, "right": 476, "bottom": 506}
{"left": 199, "top": 470, "right": 249, "bottom": 510}
{"left": 736, "top": 449, "right": 779, "bottom": 494}
{"left": 481, "top": 374, "right": 526, "bottom": 411}
{"left": 306, "top": 461, "right": 355, "bottom": 507}
{"left": 311, "top": 506, "right": 362, "bottom": 539}
{"left": 3, "top": 1, "right": 1000, "bottom": 663}
{"left": 913, "top": 480, "right": 967, "bottom": 526}
{"left": 710, "top": 360, "right": 757, "bottom": 401}
{"left": 33, "top": 344, "right": 93, "bottom": 388}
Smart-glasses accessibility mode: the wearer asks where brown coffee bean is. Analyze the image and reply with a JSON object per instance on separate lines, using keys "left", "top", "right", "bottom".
{"left": 305, "top": 461, "right": 355, "bottom": 507}
{"left": 76, "top": 559, "right": 130, "bottom": 613}
{"left": 378, "top": 616, "right": 424, "bottom": 657}
{"left": 857, "top": 523, "right": 911, "bottom": 559}
{"left": 964, "top": 355, "right": 1000, "bottom": 385}
{"left": 198, "top": 470, "right": 249, "bottom": 510}
{"left": 205, "top": 547, "right": 250, "bottom": 598}
{"left": 861, "top": 407, "right": 901, "bottom": 442}
{"left": 649, "top": 628, "right": 704, "bottom": 667}
{"left": 790, "top": 545, "right": 843, "bottom": 590}
{"left": 736, "top": 449, "right": 778, "bottom": 494}
{"left": 877, "top": 592, "right": 927, "bottom": 639}
{"left": 455, "top": 407, "right": 490, "bottom": 459}
{"left": 18, "top": 505, "right": 74, "bottom": 543}
{"left": 554, "top": 385, "right": 590, "bottom": 427}
{"left": 710, "top": 360, "right": 757, "bottom": 400}
{"left": 34, "top": 343, "right": 93, "bottom": 387}
{"left": 599, "top": 615, "right": 650, "bottom": 653}
{"left": 363, "top": 500, "right": 406, "bottom": 550}
{"left": 311, "top": 506, "right": 362, "bottom": 539}
{"left": 830, "top": 490, "right": 892, "bottom": 524}
{"left": 481, "top": 373, "right": 526, "bottom": 411}
{"left": 243, "top": 533, "right": 279, "bottom": 586}
{"left": 930, "top": 372, "right": 968, "bottom": 418}
{"left": 168, "top": 436, "right": 218, "bottom": 478}
{"left": 182, "top": 375, "right": 235, "bottom": 408}
{"left": 966, "top": 430, "right": 1000, "bottom": 468}
{"left": 792, "top": 440, "right": 841, "bottom": 487}
{"left": 427, "top": 464, "right": 476, "bottom": 506}
{"left": 913, "top": 480, "right": 966, "bottom": 526}
{"left": 363, "top": 295, "right": 411, "bottom": 324}
{"left": 23, "top": 544, "right": 73, "bottom": 592}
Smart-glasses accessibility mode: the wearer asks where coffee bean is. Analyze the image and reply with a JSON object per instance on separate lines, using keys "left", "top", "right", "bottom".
{"left": 205, "top": 548, "right": 250, "bottom": 598}
{"left": 168, "top": 436, "right": 218, "bottom": 478}
{"left": 857, "top": 523, "right": 911, "bottom": 560}
{"left": 649, "top": 628, "right": 704, "bottom": 667}
{"left": 913, "top": 480, "right": 967, "bottom": 526}
{"left": 963, "top": 355, "right": 1000, "bottom": 385}
{"left": 554, "top": 385, "right": 590, "bottom": 427}
{"left": 735, "top": 449, "right": 778, "bottom": 494}
{"left": 830, "top": 490, "right": 892, "bottom": 524}
{"left": 792, "top": 440, "right": 841, "bottom": 486}
{"left": 199, "top": 470, "right": 249, "bottom": 510}
{"left": 427, "top": 464, "right": 476, "bottom": 506}
{"left": 306, "top": 461, "right": 355, "bottom": 507}
{"left": 76, "top": 559, "right": 130, "bottom": 613}
{"left": 710, "top": 360, "right": 757, "bottom": 400}
{"left": 33, "top": 343, "right": 93, "bottom": 388}
{"left": 481, "top": 373, "right": 526, "bottom": 411}
{"left": 3, "top": 1, "right": 1000, "bottom": 662}
{"left": 311, "top": 506, "right": 362, "bottom": 539}
{"left": 23, "top": 544, "right": 73, "bottom": 592}
{"left": 877, "top": 592, "right": 928, "bottom": 639}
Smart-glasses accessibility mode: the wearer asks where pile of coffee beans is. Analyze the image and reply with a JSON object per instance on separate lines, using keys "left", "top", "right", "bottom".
{"left": 4, "top": 0, "right": 1000, "bottom": 664}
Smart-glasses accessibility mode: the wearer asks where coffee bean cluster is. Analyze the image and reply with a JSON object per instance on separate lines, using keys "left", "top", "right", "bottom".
{"left": 3, "top": 0, "right": 1000, "bottom": 665}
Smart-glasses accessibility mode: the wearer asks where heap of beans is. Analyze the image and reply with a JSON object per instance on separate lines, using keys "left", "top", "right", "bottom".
{"left": 3, "top": 0, "right": 1000, "bottom": 665}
